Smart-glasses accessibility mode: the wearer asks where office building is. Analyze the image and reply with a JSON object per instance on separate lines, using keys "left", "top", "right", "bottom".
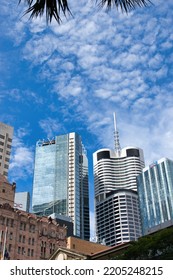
{"left": 14, "top": 192, "right": 30, "bottom": 212}
{"left": 137, "top": 158, "right": 173, "bottom": 235}
{"left": 0, "top": 122, "right": 13, "bottom": 177}
{"left": 95, "top": 189, "right": 141, "bottom": 246}
{"left": 93, "top": 113, "right": 145, "bottom": 246}
{"left": 32, "top": 132, "right": 90, "bottom": 240}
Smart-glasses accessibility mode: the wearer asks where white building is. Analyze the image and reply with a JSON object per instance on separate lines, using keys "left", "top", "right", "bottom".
{"left": 93, "top": 114, "right": 145, "bottom": 246}
{"left": 14, "top": 192, "right": 30, "bottom": 212}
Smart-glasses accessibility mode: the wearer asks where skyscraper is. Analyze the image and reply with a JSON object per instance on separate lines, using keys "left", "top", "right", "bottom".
{"left": 93, "top": 114, "right": 145, "bottom": 246}
{"left": 137, "top": 158, "right": 173, "bottom": 235}
{"left": 32, "top": 132, "right": 90, "bottom": 240}
{"left": 0, "top": 122, "right": 13, "bottom": 178}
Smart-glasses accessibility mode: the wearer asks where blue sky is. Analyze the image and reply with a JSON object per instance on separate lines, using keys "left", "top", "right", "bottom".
{"left": 1, "top": 0, "right": 173, "bottom": 237}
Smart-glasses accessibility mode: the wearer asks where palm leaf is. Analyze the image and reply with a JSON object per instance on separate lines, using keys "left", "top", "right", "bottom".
{"left": 19, "top": 0, "right": 152, "bottom": 24}
{"left": 19, "top": 0, "right": 71, "bottom": 24}
{"left": 96, "top": 0, "right": 152, "bottom": 13}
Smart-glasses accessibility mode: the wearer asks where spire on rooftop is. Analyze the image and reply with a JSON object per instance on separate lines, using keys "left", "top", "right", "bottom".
{"left": 113, "top": 112, "right": 121, "bottom": 156}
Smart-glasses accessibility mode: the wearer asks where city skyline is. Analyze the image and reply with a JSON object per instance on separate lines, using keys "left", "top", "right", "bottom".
{"left": 1, "top": 0, "right": 173, "bottom": 238}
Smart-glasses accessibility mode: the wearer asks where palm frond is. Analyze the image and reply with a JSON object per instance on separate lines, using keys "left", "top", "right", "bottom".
{"left": 19, "top": 0, "right": 153, "bottom": 24}
{"left": 96, "top": 0, "right": 152, "bottom": 13}
{"left": 19, "top": 0, "right": 72, "bottom": 24}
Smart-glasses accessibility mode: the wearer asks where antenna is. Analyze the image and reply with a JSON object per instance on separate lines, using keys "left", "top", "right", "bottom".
{"left": 113, "top": 112, "right": 121, "bottom": 156}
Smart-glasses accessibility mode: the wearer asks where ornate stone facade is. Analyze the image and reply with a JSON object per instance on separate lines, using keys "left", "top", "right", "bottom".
{"left": 0, "top": 176, "right": 67, "bottom": 260}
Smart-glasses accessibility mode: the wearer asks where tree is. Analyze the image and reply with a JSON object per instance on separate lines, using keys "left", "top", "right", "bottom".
{"left": 113, "top": 227, "right": 173, "bottom": 260}
{"left": 19, "top": 0, "right": 152, "bottom": 24}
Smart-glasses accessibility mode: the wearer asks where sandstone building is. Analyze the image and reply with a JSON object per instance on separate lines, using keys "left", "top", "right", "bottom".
{"left": 0, "top": 175, "right": 67, "bottom": 260}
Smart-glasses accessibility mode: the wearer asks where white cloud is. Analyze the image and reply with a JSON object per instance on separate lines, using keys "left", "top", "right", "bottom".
{"left": 9, "top": 128, "right": 34, "bottom": 181}
{"left": 39, "top": 117, "right": 62, "bottom": 138}
{"left": 1, "top": 0, "right": 173, "bottom": 208}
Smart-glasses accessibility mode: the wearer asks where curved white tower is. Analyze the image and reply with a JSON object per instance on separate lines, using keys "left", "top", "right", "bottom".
{"left": 93, "top": 114, "right": 145, "bottom": 246}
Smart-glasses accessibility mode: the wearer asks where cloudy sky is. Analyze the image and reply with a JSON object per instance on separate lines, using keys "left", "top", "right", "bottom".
{"left": 1, "top": 0, "right": 173, "bottom": 237}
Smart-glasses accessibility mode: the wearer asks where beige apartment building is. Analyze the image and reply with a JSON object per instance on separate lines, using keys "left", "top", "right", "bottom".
{"left": 0, "top": 122, "right": 13, "bottom": 177}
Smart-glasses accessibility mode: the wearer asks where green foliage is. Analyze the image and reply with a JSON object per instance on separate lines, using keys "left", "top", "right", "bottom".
{"left": 113, "top": 227, "right": 173, "bottom": 260}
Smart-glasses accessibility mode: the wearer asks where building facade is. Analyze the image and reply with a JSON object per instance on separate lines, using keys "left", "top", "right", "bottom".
{"left": 95, "top": 189, "right": 141, "bottom": 246}
{"left": 32, "top": 133, "right": 90, "bottom": 240}
{"left": 137, "top": 158, "right": 173, "bottom": 235}
{"left": 93, "top": 114, "right": 145, "bottom": 246}
{"left": 0, "top": 175, "right": 67, "bottom": 260}
{"left": 0, "top": 175, "right": 15, "bottom": 207}
{"left": 0, "top": 205, "right": 67, "bottom": 260}
{"left": 14, "top": 192, "right": 30, "bottom": 212}
{"left": 0, "top": 122, "right": 13, "bottom": 177}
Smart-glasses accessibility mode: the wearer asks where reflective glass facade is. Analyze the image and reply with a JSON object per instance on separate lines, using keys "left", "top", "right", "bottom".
{"left": 32, "top": 133, "right": 90, "bottom": 239}
{"left": 137, "top": 158, "right": 173, "bottom": 235}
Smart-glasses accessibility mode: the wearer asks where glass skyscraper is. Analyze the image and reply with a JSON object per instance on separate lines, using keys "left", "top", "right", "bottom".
{"left": 32, "top": 132, "right": 90, "bottom": 240}
{"left": 137, "top": 158, "right": 173, "bottom": 235}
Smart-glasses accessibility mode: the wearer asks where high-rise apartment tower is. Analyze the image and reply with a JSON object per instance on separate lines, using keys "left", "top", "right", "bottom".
{"left": 32, "top": 132, "right": 90, "bottom": 240}
{"left": 0, "top": 122, "right": 13, "bottom": 178}
{"left": 93, "top": 114, "right": 145, "bottom": 246}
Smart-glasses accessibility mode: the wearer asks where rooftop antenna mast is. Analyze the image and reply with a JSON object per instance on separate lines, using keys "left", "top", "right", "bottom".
{"left": 113, "top": 112, "right": 121, "bottom": 156}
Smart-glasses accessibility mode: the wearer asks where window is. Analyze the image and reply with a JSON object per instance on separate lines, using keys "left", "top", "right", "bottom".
{"left": 8, "top": 244, "right": 12, "bottom": 252}
{"left": 11, "top": 219, "right": 14, "bottom": 227}
{"left": 20, "top": 222, "right": 26, "bottom": 231}
{"left": 29, "top": 224, "right": 35, "bottom": 233}
{"left": 6, "top": 218, "right": 9, "bottom": 226}
{"left": 50, "top": 243, "right": 52, "bottom": 254}
{"left": 9, "top": 232, "right": 13, "bottom": 240}
{"left": 4, "top": 164, "right": 9, "bottom": 169}
{"left": 0, "top": 217, "right": 5, "bottom": 225}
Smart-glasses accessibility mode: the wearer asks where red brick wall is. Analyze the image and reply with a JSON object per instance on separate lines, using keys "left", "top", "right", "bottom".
{"left": 0, "top": 205, "right": 67, "bottom": 260}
